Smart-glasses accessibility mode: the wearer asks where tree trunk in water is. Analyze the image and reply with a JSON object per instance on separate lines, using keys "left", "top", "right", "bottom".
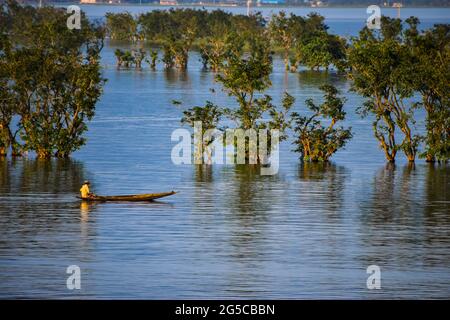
{"left": 7, "top": 128, "right": 21, "bottom": 157}
{"left": 37, "top": 149, "right": 52, "bottom": 159}
{"left": 384, "top": 148, "right": 396, "bottom": 162}
{"left": 0, "top": 146, "right": 6, "bottom": 157}
{"left": 55, "top": 150, "right": 70, "bottom": 158}
{"left": 425, "top": 154, "right": 436, "bottom": 162}
{"left": 11, "top": 148, "right": 21, "bottom": 157}
{"left": 0, "top": 123, "right": 11, "bottom": 157}
{"left": 284, "top": 52, "right": 289, "bottom": 71}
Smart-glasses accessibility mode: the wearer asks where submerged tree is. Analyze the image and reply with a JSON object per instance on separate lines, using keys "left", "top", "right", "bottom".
{"left": 147, "top": 49, "right": 158, "bottom": 69}
{"left": 114, "top": 48, "right": 125, "bottom": 67}
{"left": 199, "top": 32, "right": 244, "bottom": 72}
{"left": 114, "top": 49, "right": 135, "bottom": 68}
{"left": 105, "top": 12, "right": 137, "bottom": 41}
{"left": 0, "top": 1, "right": 106, "bottom": 158}
{"left": 220, "top": 36, "right": 294, "bottom": 142}
{"left": 348, "top": 17, "right": 420, "bottom": 162}
{"left": 139, "top": 9, "right": 200, "bottom": 70}
{"left": 132, "top": 48, "right": 146, "bottom": 69}
{"left": 162, "top": 44, "right": 175, "bottom": 69}
{"left": 108, "top": 9, "right": 349, "bottom": 73}
{"left": 198, "top": 10, "right": 234, "bottom": 71}
{"left": 295, "top": 32, "right": 347, "bottom": 71}
{"left": 217, "top": 37, "right": 274, "bottom": 131}
{"left": 268, "top": 11, "right": 305, "bottom": 71}
{"left": 180, "top": 102, "right": 223, "bottom": 164}
{"left": 407, "top": 21, "right": 449, "bottom": 162}
{"left": 292, "top": 85, "right": 352, "bottom": 162}
{"left": 179, "top": 35, "right": 294, "bottom": 165}
{"left": 174, "top": 34, "right": 295, "bottom": 165}
{"left": 0, "top": 30, "right": 20, "bottom": 156}
{"left": 114, "top": 48, "right": 146, "bottom": 68}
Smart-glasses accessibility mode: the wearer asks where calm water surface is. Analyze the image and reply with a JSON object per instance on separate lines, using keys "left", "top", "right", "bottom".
{"left": 0, "top": 6, "right": 449, "bottom": 299}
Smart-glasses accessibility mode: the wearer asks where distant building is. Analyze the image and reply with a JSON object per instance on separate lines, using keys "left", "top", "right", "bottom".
{"left": 259, "top": 0, "right": 286, "bottom": 4}
{"left": 309, "top": 0, "right": 324, "bottom": 7}
{"left": 79, "top": 0, "right": 123, "bottom": 3}
{"left": 160, "top": 0, "right": 178, "bottom": 5}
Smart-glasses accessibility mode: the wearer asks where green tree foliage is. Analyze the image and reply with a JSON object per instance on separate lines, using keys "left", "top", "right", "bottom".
{"left": 292, "top": 13, "right": 346, "bottom": 72}
{"left": 267, "top": 12, "right": 347, "bottom": 72}
{"left": 181, "top": 102, "right": 223, "bottom": 158}
{"left": 199, "top": 32, "right": 244, "bottom": 72}
{"left": 0, "top": 1, "right": 105, "bottom": 158}
{"left": 115, "top": 48, "right": 129, "bottom": 67}
{"left": 178, "top": 36, "right": 294, "bottom": 164}
{"left": 139, "top": 9, "right": 203, "bottom": 69}
{"left": 406, "top": 21, "right": 449, "bottom": 162}
{"left": 217, "top": 37, "right": 275, "bottom": 131}
{"left": 229, "top": 11, "right": 266, "bottom": 43}
{"left": 269, "top": 11, "right": 302, "bottom": 71}
{"left": 292, "top": 85, "right": 352, "bottom": 162}
{"left": 197, "top": 10, "right": 235, "bottom": 71}
{"left": 114, "top": 48, "right": 146, "bottom": 68}
{"left": 162, "top": 44, "right": 175, "bottom": 69}
{"left": 181, "top": 102, "right": 223, "bottom": 133}
{"left": 147, "top": 49, "right": 158, "bottom": 69}
{"left": 295, "top": 32, "right": 347, "bottom": 71}
{"left": 0, "top": 30, "right": 18, "bottom": 156}
{"left": 106, "top": 9, "right": 346, "bottom": 72}
{"left": 132, "top": 48, "right": 146, "bottom": 69}
{"left": 108, "top": 9, "right": 263, "bottom": 70}
{"left": 106, "top": 12, "right": 137, "bottom": 41}
{"left": 220, "top": 36, "right": 294, "bottom": 139}
{"left": 348, "top": 16, "right": 421, "bottom": 162}
{"left": 174, "top": 100, "right": 223, "bottom": 164}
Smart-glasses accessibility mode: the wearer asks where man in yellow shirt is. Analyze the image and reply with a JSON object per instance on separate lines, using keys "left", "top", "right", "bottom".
{"left": 80, "top": 181, "right": 93, "bottom": 199}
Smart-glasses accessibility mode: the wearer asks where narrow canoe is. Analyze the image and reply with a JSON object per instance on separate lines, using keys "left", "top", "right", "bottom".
{"left": 77, "top": 191, "right": 176, "bottom": 202}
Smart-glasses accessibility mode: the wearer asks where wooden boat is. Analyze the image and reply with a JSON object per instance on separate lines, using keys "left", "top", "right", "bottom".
{"left": 77, "top": 191, "right": 176, "bottom": 202}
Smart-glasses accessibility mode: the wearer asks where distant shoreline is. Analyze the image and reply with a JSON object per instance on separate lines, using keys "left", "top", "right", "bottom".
{"left": 51, "top": 3, "right": 450, "bottom": 9}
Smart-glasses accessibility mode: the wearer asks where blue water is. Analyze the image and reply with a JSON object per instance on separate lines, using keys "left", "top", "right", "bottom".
{"left": 0, "top": 5, "right": 449, "bottom": 299}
